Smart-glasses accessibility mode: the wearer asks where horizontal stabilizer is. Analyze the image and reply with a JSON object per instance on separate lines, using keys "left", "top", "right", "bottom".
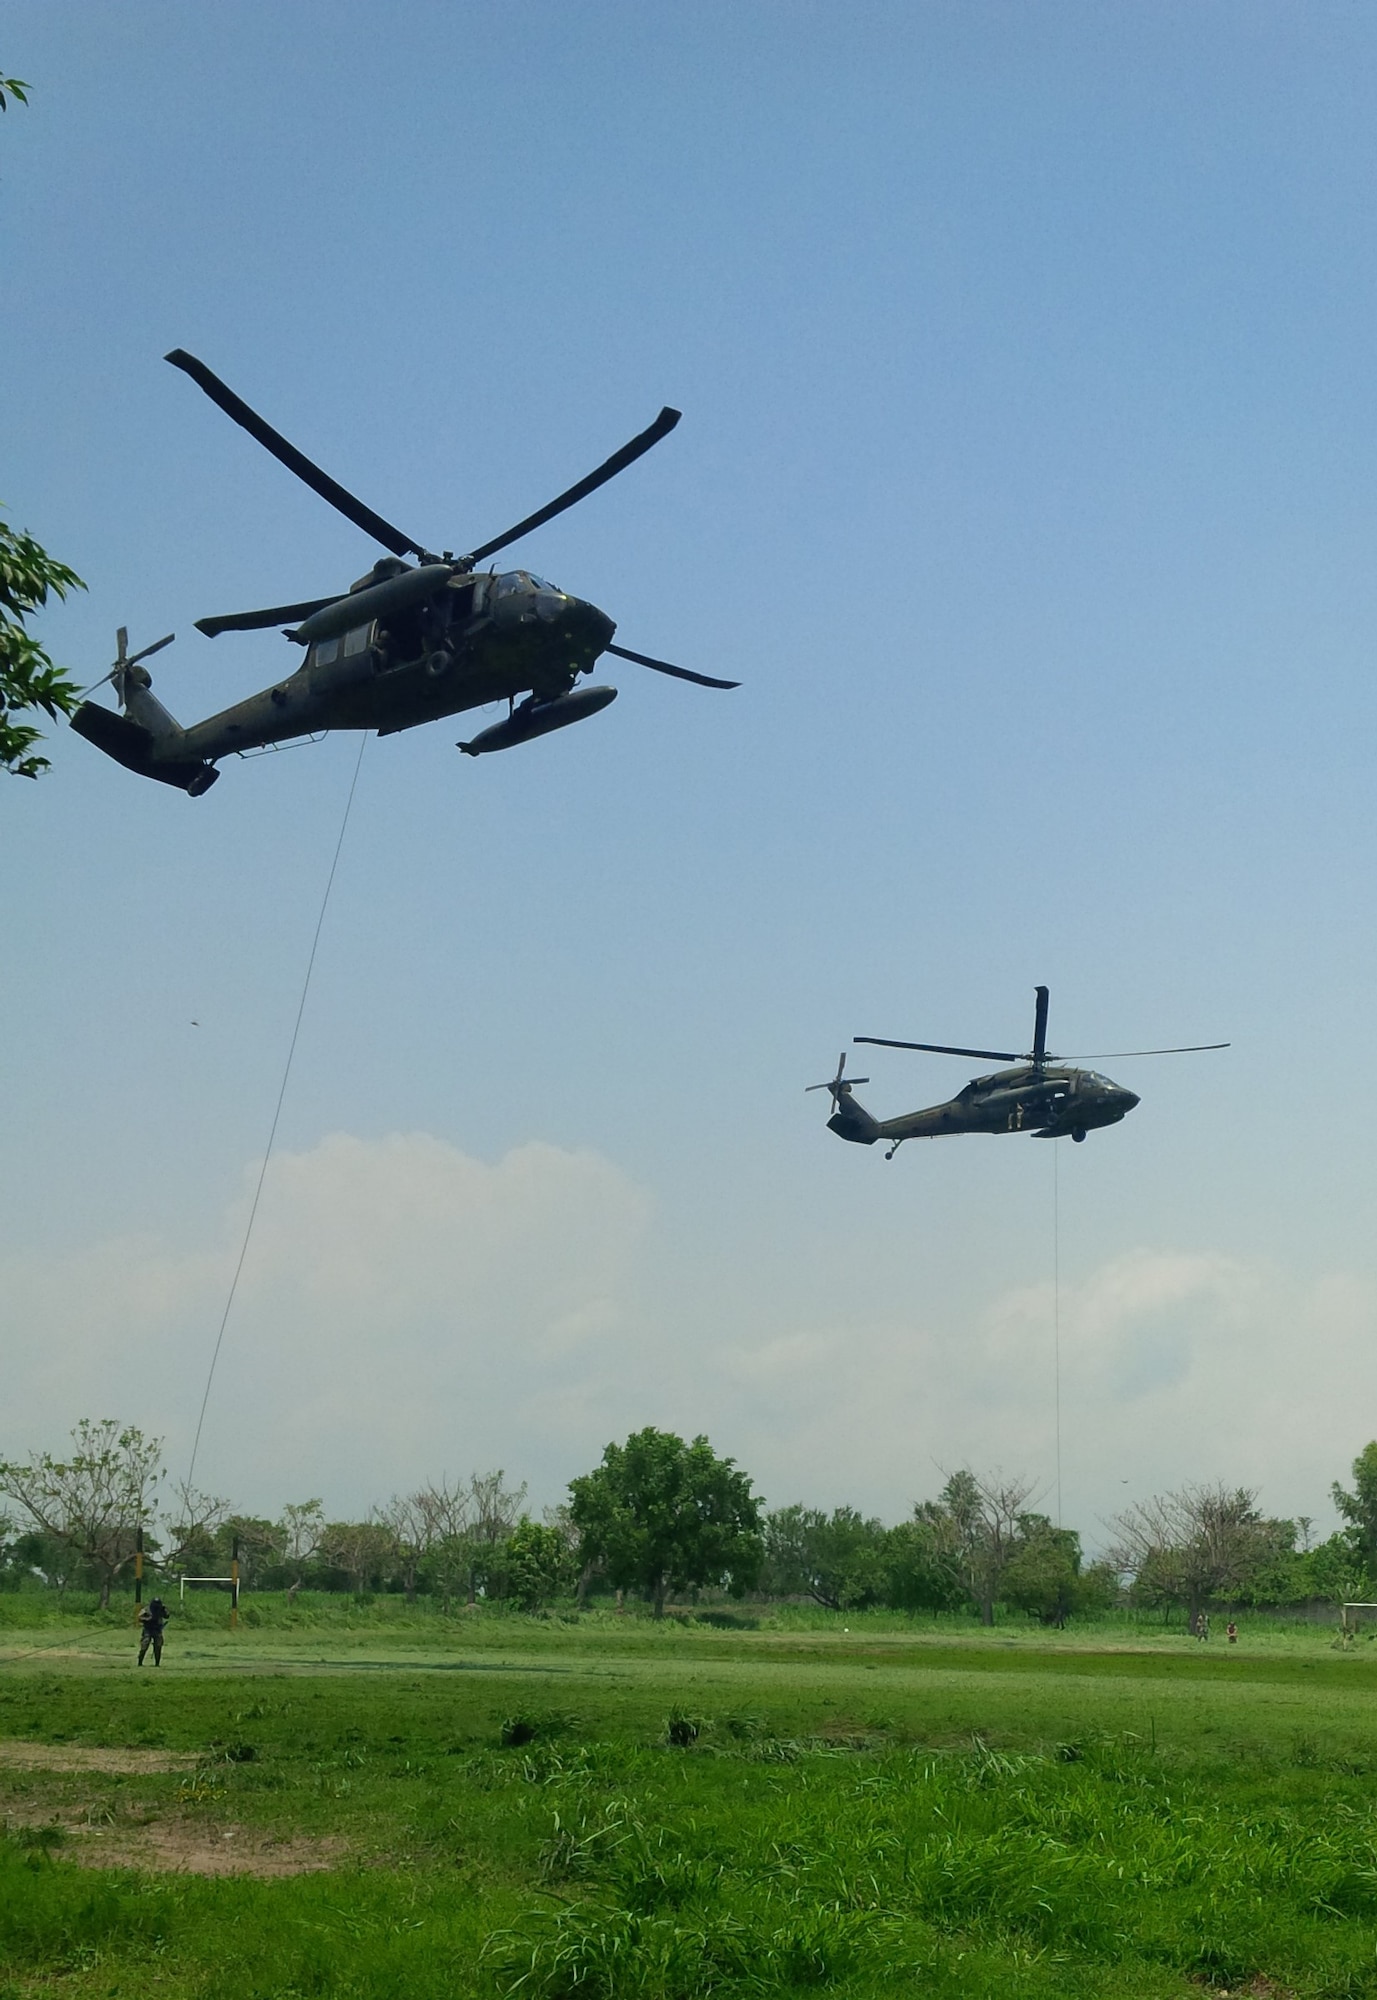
{"left": 71, "top": 703, "right": 219, "bottom": 795}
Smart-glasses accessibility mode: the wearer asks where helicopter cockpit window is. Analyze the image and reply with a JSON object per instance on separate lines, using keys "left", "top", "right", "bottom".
{"left": 493, "top": 571, "right": 532, "bottom": 597}
{"left": 315, "top": 636, "right": 340, "bottom": 666}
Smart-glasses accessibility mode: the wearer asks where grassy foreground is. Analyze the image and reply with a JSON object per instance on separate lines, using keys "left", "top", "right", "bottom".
{"left": 3, "top": 1609, "right": 1377, "bottom": 1998}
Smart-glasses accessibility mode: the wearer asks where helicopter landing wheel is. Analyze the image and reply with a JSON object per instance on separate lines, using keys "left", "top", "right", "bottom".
{"left": 1071, "top": 1126, "right": 1087, "bottom": 1143}
{"left": 426, "top": 648, "right": 454, "bottom": 678}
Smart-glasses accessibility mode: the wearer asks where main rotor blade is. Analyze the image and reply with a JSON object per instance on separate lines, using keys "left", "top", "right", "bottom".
{"left": 1083, "top": 1042, "right": 1231, "bottom": 1058}
{"left": 463, "top": 406, "right": 682, "bottom": 566}
{"left": 195, "top": 596, "right": 340, "bottom": 639}
{"left": 165, "top": 350, "right": 430, "bottom": 561}
{"left": 1032, "top": 985, "right": 1049, "bottom": 1066}
{"left": 606, "top": 643, "right": 739, "bottom": 690}
{"left": 855, "top": 1037, "right": 1021, "bottom": 1061}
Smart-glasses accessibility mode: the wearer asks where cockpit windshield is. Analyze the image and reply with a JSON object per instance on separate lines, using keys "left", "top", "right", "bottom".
{"left": 493, "top": 570, "right": 560, "bottom": 597}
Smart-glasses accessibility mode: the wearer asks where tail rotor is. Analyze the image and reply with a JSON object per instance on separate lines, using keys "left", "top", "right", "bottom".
{"left": 806, "top": 1051, "right": 869, "bottom": 1112}
{"left": 81, "top": 626, "right": 175, "bottom": 705}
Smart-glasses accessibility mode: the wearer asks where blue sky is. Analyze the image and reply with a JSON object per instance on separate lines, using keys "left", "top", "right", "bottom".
{"left": 4, "top": 2, "right": 1375, "bottom": 1544}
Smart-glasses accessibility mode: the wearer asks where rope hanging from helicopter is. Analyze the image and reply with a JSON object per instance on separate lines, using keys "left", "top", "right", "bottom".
{"left": 1053, "top": 1140, "right": 1062, "bottom": 1530}
{"left": 184, "top": 733, "right": 368, "bottom": 1491}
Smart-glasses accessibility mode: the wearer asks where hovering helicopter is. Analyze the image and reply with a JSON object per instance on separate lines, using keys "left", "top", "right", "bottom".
{"left": 809, "top": 986, "right": 1228, "bottom": 1158}
{"left": 71, "top": 350, "right": 737, "bottom": 797}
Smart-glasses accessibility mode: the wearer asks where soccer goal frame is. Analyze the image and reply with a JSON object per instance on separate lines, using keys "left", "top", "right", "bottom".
{"left": 178, "top": 1574, "right": 232, "bottom": 1599}
{"left": 1340, "top": 1602, "right": 1377, "bottom": 1635}
{"left": 178, "top": 1571, "right": 242, "bottom": 1626}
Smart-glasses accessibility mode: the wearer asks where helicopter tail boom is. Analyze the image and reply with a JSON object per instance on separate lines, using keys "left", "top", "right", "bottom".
{"left": 70, "top": 701, "right": 220, "bottom": 795}
{"left": 70, "top": 629, "right": 221, "bottom": 796}
{"left": 827, "top": 1095, "right": 881, "bottom": 1145}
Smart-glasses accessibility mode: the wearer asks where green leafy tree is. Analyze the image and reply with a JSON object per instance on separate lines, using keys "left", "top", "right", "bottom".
{"left": 1332, "top": 1443, "right": 1377, "bottom": 1578}
{"left": 935, "top": 1469, "right": 1039, "bottom": 1626}
{"left": 219, "top": 1515, "right": 278, "bottom": 1590}
{"left": 6, "top": 1525, "right": 78, "bottom": 1594}
{"left": 1000, "top": 1517, "right": 1117, "bottom": 1624}
{"left": 1, "top": 74, "right": 84, "bottom": 776}
{"left": 494, "top": 1518, "right": 578, "bottom": 1611}
{"left": 882, "top": 1512, "right": 966, "bottom": 1612}
{"left": 0, "top": 1420, "right": 163, "bottom": 1607}
{"left": 764, "top": 1504, "right": 889, "bottom": 1610}
{"left": 569, "top": 1428, "right": 763, "bottom": 1617}
{"left": 1303, "top": 1530, "right": 1369, "bottom": 1606}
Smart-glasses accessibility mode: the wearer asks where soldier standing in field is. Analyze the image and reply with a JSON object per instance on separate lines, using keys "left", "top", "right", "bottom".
{"left": 137, "top": 1596, "right": 170, "bottom": 1667}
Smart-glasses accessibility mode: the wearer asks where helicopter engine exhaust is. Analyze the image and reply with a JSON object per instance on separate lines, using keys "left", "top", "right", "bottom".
{"left": 458, "top": 684, "right": 617, "bottom": 756}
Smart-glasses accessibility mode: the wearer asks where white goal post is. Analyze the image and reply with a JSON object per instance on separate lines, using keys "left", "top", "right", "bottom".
{"left": 1340, "top": 1602, "right": 1377, "bottom": 1634}
{"left": 178, "top": 1574, "right": 233, "bottom": 1600}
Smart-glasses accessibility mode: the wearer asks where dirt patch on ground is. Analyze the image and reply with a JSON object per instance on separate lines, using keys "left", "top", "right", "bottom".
{"left": 6, "top": 1802, "right": 345, "bottom": 1876}
{"left": 0, "top": 1739, "right": 196, "bottom": 1774}
{"left": 71, "top": 1820, "right": 346, "bottom": 1876}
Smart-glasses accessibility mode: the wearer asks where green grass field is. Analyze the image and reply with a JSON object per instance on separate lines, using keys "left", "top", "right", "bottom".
{"left": 3, "top": 1606, "right": 1377, "bottom": 1998}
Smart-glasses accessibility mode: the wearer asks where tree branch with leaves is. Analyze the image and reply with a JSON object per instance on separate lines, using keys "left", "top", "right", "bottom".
{"left": 1, "top": 73, "right": 85, "bottom": 776}
{"left": 0, "top": 1420, "right": 164, "bottom": 1608}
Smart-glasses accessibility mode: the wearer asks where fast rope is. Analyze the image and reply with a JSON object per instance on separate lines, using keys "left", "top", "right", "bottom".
{"left": 185, "top": 735, "right": 369, "bottom": 1490}
{"left": 1053, "top": 1139, "right": 1062, "bottom": 1529}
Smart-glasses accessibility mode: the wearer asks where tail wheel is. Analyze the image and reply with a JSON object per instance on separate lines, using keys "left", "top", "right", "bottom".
{"left": 1072, "top": 1126, "right": 1087, "bottom": 1143}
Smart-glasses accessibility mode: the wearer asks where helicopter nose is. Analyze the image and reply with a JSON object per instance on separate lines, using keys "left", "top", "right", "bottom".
{"left": 563, "top": 598, "right": 616, "bottom": 660}
{"left": 1119, "top": 1088, "right": 1140, "bottom": 1111}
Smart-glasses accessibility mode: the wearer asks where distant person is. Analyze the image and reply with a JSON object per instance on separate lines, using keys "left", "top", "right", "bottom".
{"left": 137, "top": 1596, "right": 170, "bottom": 1667}
{"left": 1226, "top": 1621, "right": 1238, "bottom": 1644}
{"left": 1198, "top": 1612, "right": 1210, "bottom": 1642}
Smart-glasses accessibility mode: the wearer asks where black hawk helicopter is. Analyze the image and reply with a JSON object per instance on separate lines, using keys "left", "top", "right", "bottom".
{"left": 809, "top": 986, "right": 1228, "bottom": 1158}
{"left": 71, "top": 351, "right": 737, "bottom": 797}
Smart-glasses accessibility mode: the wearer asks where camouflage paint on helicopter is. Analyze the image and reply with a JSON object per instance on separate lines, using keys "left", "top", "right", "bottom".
{"left": 809, "top": 987, "right": 1227, "bottom": 1157}
{"left": 72, "top": 352, "right": 737, "bottom": 797}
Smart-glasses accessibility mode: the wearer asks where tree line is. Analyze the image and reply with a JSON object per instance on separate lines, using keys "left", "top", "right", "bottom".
{"left": 3, "top": 1419, "right": 1376, "bottom": 1624}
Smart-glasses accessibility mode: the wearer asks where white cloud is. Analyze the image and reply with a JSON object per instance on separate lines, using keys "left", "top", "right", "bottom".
{"left": 2, "top": 1132, "right": 655, "bottom": 1514}
{"left": 5, "top": 1141, "right": 1374, "bottom": 1543}
{"left": 709, "top": 1249, "right": 1377, "bottom": 1542}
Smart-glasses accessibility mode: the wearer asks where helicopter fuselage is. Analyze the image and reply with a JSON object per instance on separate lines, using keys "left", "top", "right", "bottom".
{"left": 829, "top": 1063, "right": 1140, "bottom": 1147}
{"left": 177, "top": 566, "right": 615, "bottom": 762}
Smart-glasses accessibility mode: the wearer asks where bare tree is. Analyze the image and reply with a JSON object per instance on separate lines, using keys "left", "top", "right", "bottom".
{"left": 459, "top": 1470, "right": 528, "bottom": 1604}
{"left": 375, "top": 1493, "right": 436, "bottom": 1603}
{"left": 161, "top": 1481, "right": 232, "bottom": 1574}
{"left": 320, "top": 1519, "right": 398, "bottom": 1595}
{"left": 413, "top": 1478, "right": 471, "bottom": 1610}
{"left": 469, "top": 1470, "right": 528, "bottom": 1543}
{"left": 0, "top": 1420, "right": 163, "bottom": 1607}
{"left": 1107, "top": 1484, "right": 1283, "bottom": 1623}
{"left": 407, "top": 1471, "right": 527, "bottom": 1607}
{"left": 936, "top": 1468, "right": 1040, "bottom": 1626}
